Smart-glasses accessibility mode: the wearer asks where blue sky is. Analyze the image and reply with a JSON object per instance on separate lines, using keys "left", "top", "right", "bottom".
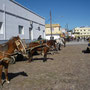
{"left": 15, "top": 0, "right": 90, "bottom": 30}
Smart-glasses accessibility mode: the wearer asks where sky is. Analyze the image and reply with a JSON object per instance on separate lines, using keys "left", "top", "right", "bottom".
{"left": 15, "top": 0, "right": 90, "bottom": 30}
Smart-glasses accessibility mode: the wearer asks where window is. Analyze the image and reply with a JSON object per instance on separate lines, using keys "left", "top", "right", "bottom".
{"left": 84, "top": 30, "right": 86, "bottom": 31}
{"left": 0, "top": 22, "right": 3, "bottom": 34}
{"left": 43, "top": 30, "right": 45, "bottom": 32}
{"left": 18, "top": 25, "right": 24, "bottom": 34}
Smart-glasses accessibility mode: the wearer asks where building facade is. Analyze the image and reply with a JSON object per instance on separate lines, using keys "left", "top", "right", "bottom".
{"left": 0, "top": 0, "right": 45, "bottom": 40}
{"left": 74, "top": 27, "right": 90, "bottom": 38}
{"left": 45, "top": 24, "right": 61, "bottom": 40}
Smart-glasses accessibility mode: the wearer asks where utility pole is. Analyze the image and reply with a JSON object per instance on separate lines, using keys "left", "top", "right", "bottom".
{"left": 65, "top": 24, "right": 68, "bottom": 31}
{"left": 50, "top": 10, "right": 52, "bottom": 40}
{"left": 65, "top": 23, "right": 69, "bottom": 37}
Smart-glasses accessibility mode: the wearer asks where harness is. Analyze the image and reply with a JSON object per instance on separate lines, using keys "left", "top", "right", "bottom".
{"left": 43, "top": 43, "right": 49, "bottom": 48}
{"left": 27, "top": 44, "right": 45, "bottom": 51}
{"left": 0, "top": 51, "right": 18, "bottom": 63}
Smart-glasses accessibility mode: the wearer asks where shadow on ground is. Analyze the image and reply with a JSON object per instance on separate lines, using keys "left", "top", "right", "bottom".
{"left": 2, "top": 71, "right": 28, "bottom": 84}
{"left": 82, "top": 47, "right": 90, "bottom": 53}
{"left": 32, "top": 57, "right": 54, "bottom": 62}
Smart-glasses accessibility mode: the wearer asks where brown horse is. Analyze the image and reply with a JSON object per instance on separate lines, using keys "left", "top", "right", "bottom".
{"left": 38, "top": 39, "right": 57, "bottom": 53}
{"left": 27, "top": 41, "right": 49, "bottom": 62}
{"left": 43, "top": 40, "right": 57, "bottom": 50}
{"left": 0, "top": 36, "right": 26, "bottom": 86}
{"left": 27, "top": 39, "right": 57, "bottom": 62}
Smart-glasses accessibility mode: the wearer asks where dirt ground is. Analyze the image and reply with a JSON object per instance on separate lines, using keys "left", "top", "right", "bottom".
{"left": 1, "top": 44, "right": 90, "bottom": 90}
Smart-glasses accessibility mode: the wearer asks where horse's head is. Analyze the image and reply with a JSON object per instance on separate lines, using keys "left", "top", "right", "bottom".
{"left": 47, "top": 40, "right": 57, "bottom": 50}
{"left": 47, "top": 40, "right": 55, "bottom": 46}
{"left": 13, "top": 36, "right": 26, "bottom": 54}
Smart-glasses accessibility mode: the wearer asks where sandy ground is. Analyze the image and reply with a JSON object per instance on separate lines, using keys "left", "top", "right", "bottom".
{"left": 1, "top": 44, "right": 90, "bottom": 90}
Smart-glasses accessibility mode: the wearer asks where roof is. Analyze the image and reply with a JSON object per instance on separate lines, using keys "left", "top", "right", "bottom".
{"left": 45, "top": 24, "right": 60, "bottom": 28}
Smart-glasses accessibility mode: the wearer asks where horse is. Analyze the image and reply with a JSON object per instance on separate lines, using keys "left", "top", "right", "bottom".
{"left": 39, "top": 39, "right": 57, "bottom": 55}
{"left": 0, "top": 36, "right": 26, "bottom": 86}
{"left": 37, "top": 39, "right": 57, "bottom": 50}
{"left": 44, "top": 40, "right": 57, "bottom": 50}
{"left": 27, "top": 39, "right": 57, "bottom": 62}
{"left": 56, "top": 38, "right": 62, "bottom": 50}
{"left": 56, "top": 38, "right": 66, "bottom": 50}
{"left": 26, "top": 41, "right": 49, "bottom": 62}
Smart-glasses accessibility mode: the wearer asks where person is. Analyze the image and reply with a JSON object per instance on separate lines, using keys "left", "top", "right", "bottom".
{"left": 37, "top": 35, "right": 42, "bottom": 40}
{"left": 37, "top": 35, "right": 43, "bottom": 45}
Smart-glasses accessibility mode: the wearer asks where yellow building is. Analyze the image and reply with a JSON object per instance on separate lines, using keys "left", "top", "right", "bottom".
{"left": 74, "top": 27, "right": 90, "bottom": 38}
{"left": 45, "top": 24, "right": 61, "bottom": 40}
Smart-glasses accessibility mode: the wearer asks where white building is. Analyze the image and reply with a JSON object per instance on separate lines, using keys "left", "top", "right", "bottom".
{"left": 74, "top": 27, "right": 90, "bottom": 38}
{"left": 0, "top": 0, "right": 45, "bottom": 40}
{"left": 45, "top": 24, "right": 61, "bottom": 40}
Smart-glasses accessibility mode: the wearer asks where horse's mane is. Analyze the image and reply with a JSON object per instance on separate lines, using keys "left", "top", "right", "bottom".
{"left": 0, "top": 36, "right": 17, "bottom": 51}
{"left": 8, "top": 36, "right": 17, "bottom": 43}
{"left": 47, "top": 40, "right": 56, "bottom": 43}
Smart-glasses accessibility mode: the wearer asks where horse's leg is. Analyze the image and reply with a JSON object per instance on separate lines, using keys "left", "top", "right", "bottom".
{"left": 4, "top": 62, "right": 9, "bottom": 83}
{"left": 0, "top": 65, "right": 3, "bottom": 87}
{"left": 43, "top": 53, "right": 47, "bottom": 62}
{"left": 64, "top": 42, "right": 66, "bottom": 47}
{"left": 56, "top": 43, "right": 58, "bottom": 51}
{"left": 58, "top": 44, "right": 61, "bottom": 50}
{"left": 28, "top": 50, "right": 33, "bottom": 62}
{"left": 40, "top": 48, "right": 43, "bottom": 55}
{"left": 28, "top": 55, "right": 32, "bottom": 62}
{"left": 43, "top": 47, "right": 49, "bottom": 62}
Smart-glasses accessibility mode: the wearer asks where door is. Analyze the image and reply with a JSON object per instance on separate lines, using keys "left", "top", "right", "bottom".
{"left": 29, "top": 28, "right": 32, "bottom": 40}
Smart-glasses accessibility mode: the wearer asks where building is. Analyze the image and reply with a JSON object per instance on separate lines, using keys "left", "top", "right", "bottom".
{"left": 74, "top": 27, "right": 90, "bottom": 38}
{"left": 0, "top": 0, "right": 45, "bottom": 40}
{"left": 45, "top": 24, "right": 61, "bottom": 40}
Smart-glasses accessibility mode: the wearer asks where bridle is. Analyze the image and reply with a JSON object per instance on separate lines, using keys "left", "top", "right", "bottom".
{"left": 15, "top": 39, "right": 26, "bottom": 53}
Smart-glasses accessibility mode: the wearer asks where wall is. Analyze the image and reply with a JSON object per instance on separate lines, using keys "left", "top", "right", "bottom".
{"left": 0, "top": 0, "right": 45, "bottom": 40}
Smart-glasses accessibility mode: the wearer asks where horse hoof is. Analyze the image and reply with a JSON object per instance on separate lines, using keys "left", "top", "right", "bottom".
{"left": 27, "top": 61, "right": 31, "bottom": 63}
{"left": 6, "top": 80, "right": 10, "bottom": 84}
{"left": 0, "top": 84, "right": 3, "bottom": 89}
{"left": 43, "top": 60, "right": 47, "bottom": 62}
